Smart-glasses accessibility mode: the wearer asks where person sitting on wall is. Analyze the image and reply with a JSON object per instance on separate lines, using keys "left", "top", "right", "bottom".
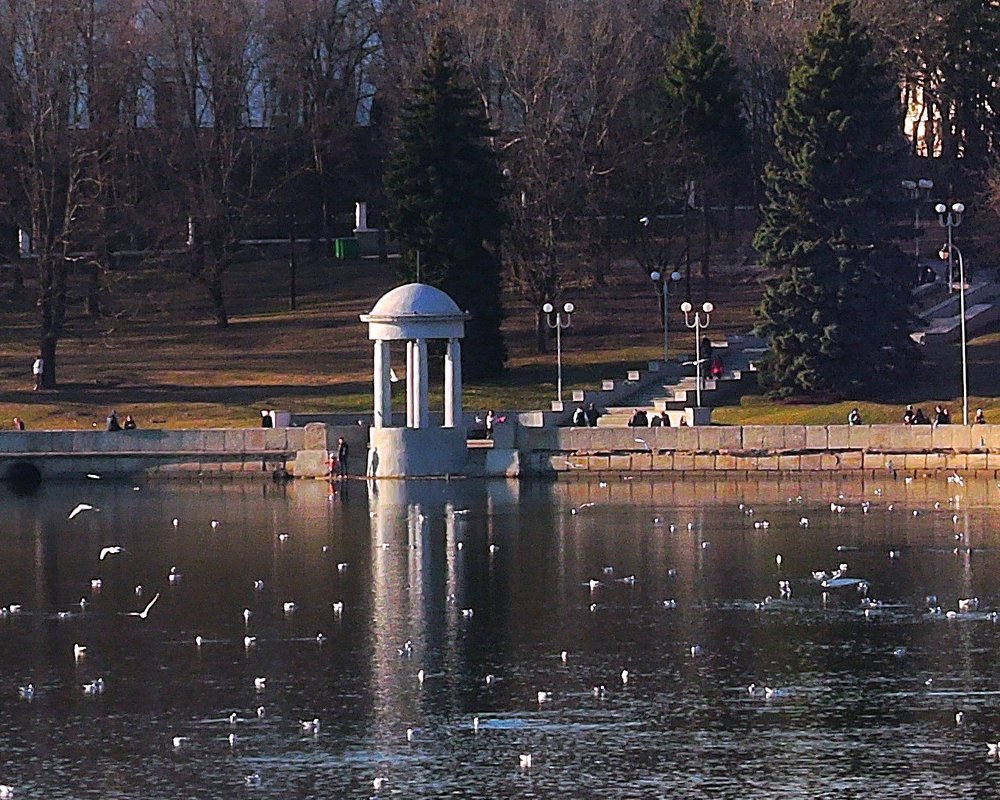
{"left": 902, "top": 405, "right": 915, "bottom": 425}
{"left": 572, "top": 406, "right": 587, "bottom": 427}
{"left": 106, "top": 410, "right": 122, "bottom": 432}
{"left": 628, "top": 408, "right": 648, "bottom": 427}
{"left": 650, "top": 412, "right": 663, "bottom": 427}
{"left": 123, "top": 414, "right": 137, "bottom": 430}
{"left": 975, "top": 408, "right": 987, "bottom": 424}
{"left": 914, "top": 407, "right": 930, "bottom": 425}
{"left": 678, "top": 415, "right": 689, "bottom": 427}
{"left": 933, "top": 405, "right": 950, "bottom": 427}
{"left": 12, "top": 417, "right": 25, "bottom": 430}
{"left": 261, "top": 410, "right": 274, "bottom": 428}
{"left": 585, "top": 403, "right": 601, "bottom": 427}
{"left": 848, "top": 408, "right": 862, "bottom": 426}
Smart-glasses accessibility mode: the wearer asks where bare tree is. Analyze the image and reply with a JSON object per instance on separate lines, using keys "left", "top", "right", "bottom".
{"left": 0, "top": 0, "right": 136, "bottom": 387}
{"left": 261, "top": 0, "right": 382, "bottom": 244}
{"left": 142, "top": 0, "right": 271, "bottom": 328}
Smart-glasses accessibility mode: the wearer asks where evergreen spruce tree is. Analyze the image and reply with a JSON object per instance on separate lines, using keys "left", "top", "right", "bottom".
{"left": 384, "top": 35, "right": 506, "bottom": 379}
{"left": 753, "top": 0, "right": 915, "bottom": 397}
{"left": 660, "top": 0, "right": 747, "bottom": 281}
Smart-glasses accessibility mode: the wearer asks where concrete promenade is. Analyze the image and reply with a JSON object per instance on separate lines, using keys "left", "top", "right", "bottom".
{"left": 2, "top": 422, "right": 999, "bottom": 482}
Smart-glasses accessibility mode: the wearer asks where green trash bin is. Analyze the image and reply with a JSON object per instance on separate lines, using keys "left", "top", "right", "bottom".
{"left": 334, "top": 237, "right": 360, "bottom": 260}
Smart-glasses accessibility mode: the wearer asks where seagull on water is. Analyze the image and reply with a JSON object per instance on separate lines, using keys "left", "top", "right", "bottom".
{"left": 99, "top": 546, "right": 125, "bottom": 561}
{"left": 82, "top": 678, "right": 105, "bottom": 695}
{"left": 0, "top": 785, "right": 13, "bottom": 798}
{"left": 254, "top": 677, "right": 267, "bottom": 691}
{"left": 168, "top": 566, "right": 182, "bottom": 584}
{"left": 570, "top": 503, "right": 596, "bottom": 515}
{"left": 69, "top": 504, "right": 99, "bottom": 520}
{"left": 18, "top": 684, "right": 34, "bottom": 700}
{"left": 172, "top": 736, "right": 189, "bottom": 748}
{"left": 283, "top": 602, "right": 297, "bottom": 614}
{"left": 74, "top": 643, "right": 87, "bottom": 660}
{"left": 300, "top": 718, "right": 320, "bottom": 734}
{"left": 123, "top": 592, "right": 160, "bottom": 620}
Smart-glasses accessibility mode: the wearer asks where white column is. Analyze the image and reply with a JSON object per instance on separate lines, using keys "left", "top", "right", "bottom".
{"left": 373, "top": 340, "right": 391, "bottom": 428}
{"left": 416, "top": 338, "right": 429, "bottom": 428}
{"left": 444, "top": 338, "right": 462, "bottom": 428}
{"left": 406, "top": 341, "right": 415, "bottom": 428}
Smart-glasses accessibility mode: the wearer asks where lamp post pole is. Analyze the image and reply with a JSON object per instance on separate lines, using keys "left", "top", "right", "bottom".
{"left": 940, "top": 243, "right": 969, "bottom": 425}
{"left": 901, "top": 179, "right": 933, "bottom": 281}
{"left": 543, "top": 302, "right": 575, "bottom": 403}
{"left": 651, "top": 270, "right": 681, "bottom": 363}
{"left": 936, "top": 200, "right": 964, "bottom": 294}
{"left": 680, "top": 301, "right": 714, "bottom": 407}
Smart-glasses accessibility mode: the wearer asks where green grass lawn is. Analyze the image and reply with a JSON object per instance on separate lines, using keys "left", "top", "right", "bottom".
{"left": 1, "top": 250, "right": 997, "bottom": 430}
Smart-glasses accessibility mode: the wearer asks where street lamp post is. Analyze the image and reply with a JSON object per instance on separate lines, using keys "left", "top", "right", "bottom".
{"left": 936, "top": 200, "right": 965, "bottom": 294}
{"left": 680, "top": 300, "right": 714, "bottom": 407}
{"left": 939, "top": 242, "right": 969, "bottom": 425}
{"left": 650, "top": 269, "right": 682, "bottom": 363}
{"left": 543, "top": 301, "right": 575, "bottom": 404}
{"left": 901, "top": 179, "right": 933, "bottom": 282}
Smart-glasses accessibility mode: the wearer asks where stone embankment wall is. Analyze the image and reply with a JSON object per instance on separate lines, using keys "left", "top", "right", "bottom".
{"left": 0, "top": 424, "right": 368, "bottom": 480}
{"left": 517, "top": 424, "right": 1000, "bottom": 477}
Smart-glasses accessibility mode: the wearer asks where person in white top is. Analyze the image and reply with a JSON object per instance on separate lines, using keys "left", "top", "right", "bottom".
{"left": 32, "top": 356, "right": 44, "bottom": 390}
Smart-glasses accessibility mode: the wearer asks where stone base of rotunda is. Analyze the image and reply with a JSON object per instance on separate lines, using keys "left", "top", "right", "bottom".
{"left": 367, "top": 427, "right": 468, "bottom": 478}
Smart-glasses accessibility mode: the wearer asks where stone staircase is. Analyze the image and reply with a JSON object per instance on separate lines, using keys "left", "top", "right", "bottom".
{"left": 595, "top": 334, "right": 764, "bottom": 426}
{"left": 910, "top": 275, "right": 1000, "bottom": 345}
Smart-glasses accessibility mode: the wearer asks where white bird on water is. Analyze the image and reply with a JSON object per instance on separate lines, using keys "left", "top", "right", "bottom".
{"left": 123, "top": 592, "right": 160, "bottom": 620}
{"left": 172, "top": 736, "right": 189, "bottom": 748}
{"left": 99, "top": 546, "right": 125, "bottom": 560}
{"left": 283, "top": 602, "right": 297, "bottom": 614}
{"left": 254, "top": 677, "right": 267, "bottom": 691}
{"left": 69, "top": 503, "right": 99, "bottom": 520}
{"left": 300, "top": 718, "right": 320, "bottom": 734}
{"left": 74, "top": 643, "right": 87, "bottom": 660}
{"left": 519, "top": 753, "right": 532, "bottom": 769}
{"left": 0, "top": 784, "right": 13, "bottom": 798}
{"left": 168, "top": 566, "right": 182, "bottom": 584}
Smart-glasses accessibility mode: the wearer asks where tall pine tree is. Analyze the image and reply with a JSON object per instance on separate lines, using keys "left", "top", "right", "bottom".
{"left": 753, "top": 0, "right": 915, "bottom": 397}
{"left": 384, "top": 35, "right": 506, "bottom": 379}
{"left": 660, "top": 0, "right": 747, "bottom": 282}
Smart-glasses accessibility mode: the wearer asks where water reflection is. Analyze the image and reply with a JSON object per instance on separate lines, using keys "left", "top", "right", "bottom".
{"left": 2, "top": 475, "right": 1000, "bottom": 797}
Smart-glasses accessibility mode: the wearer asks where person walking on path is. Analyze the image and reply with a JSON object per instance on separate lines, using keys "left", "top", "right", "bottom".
{"left": 336, "top": 436, "right": 349, "bottom": 478}
{"left": 32, "top": 356, "right": 43, "bottom": 391}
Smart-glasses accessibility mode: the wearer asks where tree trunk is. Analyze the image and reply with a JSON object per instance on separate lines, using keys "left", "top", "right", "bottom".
{"left": 701, "top": 203, "right": 711, "bottom": 283}
{"left": 40, "top": 335, "right": 57, "bottom": 389}
{"left": 208, "top": 274, "right": 229, "bottom": 329}
{"left": 535, "top": 308, "right": 548, "bottom": 354}
{"left": 85, "top": 261, "right": 102, "bottom": 317}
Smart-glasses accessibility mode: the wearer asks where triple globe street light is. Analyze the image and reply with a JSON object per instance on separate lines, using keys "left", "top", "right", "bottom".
{"left": 680, "top": 300, "right": 714, "bottom": 408}
{"left": 542, "top": 301, "right": 575, "bottom": 404}
{"left": 650, "top": 269, "right": 682, "bottom": 363}
{"left": 936, "top": 200, "right": 965, "bottom": 293}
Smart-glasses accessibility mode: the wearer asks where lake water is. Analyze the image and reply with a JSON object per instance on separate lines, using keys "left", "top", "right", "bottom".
{"left": 3, "top": 474, "right": 1000, "bottom": 798}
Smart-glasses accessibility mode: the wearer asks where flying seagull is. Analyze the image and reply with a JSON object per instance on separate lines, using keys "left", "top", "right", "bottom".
{"left": 99, "top": 546, "right": 125, "bottom": 560}
{"left": 123, "top": 592, "right": 160, "bottom": 620}
{"left": 69, "top": 504, "right": 99, "bottom": 520}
